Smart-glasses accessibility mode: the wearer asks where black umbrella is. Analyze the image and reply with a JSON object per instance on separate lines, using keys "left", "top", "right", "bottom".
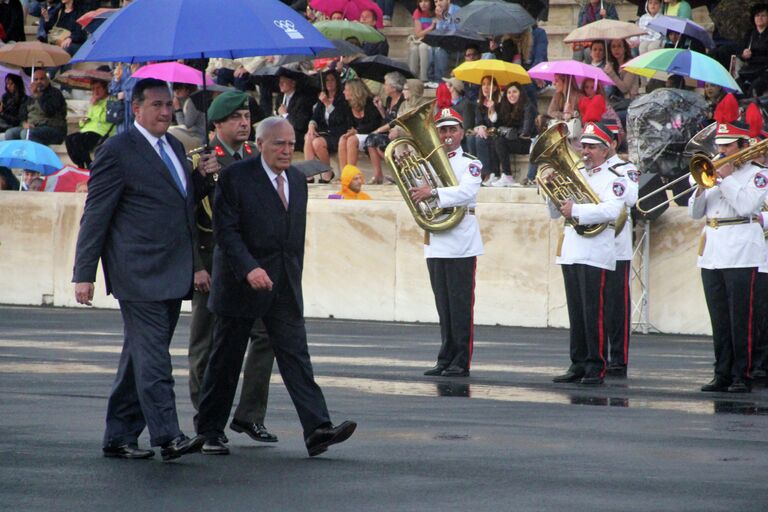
{"left": 251, "top": 64, "right": 322, "bottom": 92}
{"left": 422, "top": 28, "right": 490, "bottom": 53}
{"left": 453, "top": 0, "right": 546, "bottom": 20}
{"left": 348, "top": 55, "right": 414, "bottom": 82}
{"left": 294, "top": 159, "right": 332, "bottom": 178}
{"left": 189, "top": 84, "right": 235, "bottom": 112}
{"left": 455, "top": 0, "right": 537, "bottom": 35}
{"left": 276, "top": 39, "right": 364, "bottom": 66}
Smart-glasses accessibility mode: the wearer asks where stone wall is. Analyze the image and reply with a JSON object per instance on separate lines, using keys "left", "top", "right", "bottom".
{"left": 0, "top": 188, "right": 710, "bottom": 335}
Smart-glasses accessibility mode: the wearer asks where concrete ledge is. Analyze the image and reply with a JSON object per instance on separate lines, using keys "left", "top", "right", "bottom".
{"left": 0, "top": 189, "right": 710, "bottom": 335}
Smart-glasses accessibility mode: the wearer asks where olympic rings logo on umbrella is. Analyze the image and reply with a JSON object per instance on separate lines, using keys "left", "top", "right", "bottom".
{"left": 274, "top": 20, "right": 304, "bottom": 40}
{"left": 12, "top": 148, "right": 27, "bottom": 157}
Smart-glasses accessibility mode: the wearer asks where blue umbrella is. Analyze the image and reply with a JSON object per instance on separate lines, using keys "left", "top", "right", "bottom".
{"left": 0, "top": 140, "right": 62, "bottom": 175}
{"left": 647, "top": 15, "right": 715, "bottom": 50}
{"left": 72, "top": 0, "right": 334, "bottom": 63}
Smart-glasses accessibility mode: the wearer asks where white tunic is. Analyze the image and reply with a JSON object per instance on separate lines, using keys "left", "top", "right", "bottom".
{"left": 606, "top": 155, "right": 639, "bottom": 261}
{"left": 425, "top": 147, "right": 484, "bottom": 259}
{"left": 688, "top": 161, "right": 768, "bottom": 270}
{"left": 547, "top": 159, "right": 628, "bottom": 270}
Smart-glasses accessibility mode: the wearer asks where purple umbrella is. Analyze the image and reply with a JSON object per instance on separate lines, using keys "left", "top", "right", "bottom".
{"left": 132, "top": 62, "right": 215, "bottom": 86}
{"left": 647, "top": 15, "right": 715, "bottom": 50}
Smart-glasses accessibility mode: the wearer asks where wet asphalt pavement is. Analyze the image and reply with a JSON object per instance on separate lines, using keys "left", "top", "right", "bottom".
{"left": 1, "top": 305, "right": 767, "bottom": 511}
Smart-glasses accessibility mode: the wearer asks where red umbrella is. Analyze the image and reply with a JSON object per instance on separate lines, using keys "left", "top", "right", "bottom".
{"left": 76, "top": 8, "right": 118, "bottom": 29}
{"left": 309, "top": 0, "right": 383, "bottom": 28}
{"left": 43, "top": 165, "right": 90, "bottom": 192}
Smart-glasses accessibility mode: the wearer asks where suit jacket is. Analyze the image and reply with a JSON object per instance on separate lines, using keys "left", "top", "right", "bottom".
{"left": 208, "top": 155, "right": 307, "bottom": 318}
{"left": 72, "top": 126, "right": 200, "bottom": 302}
{"left": 274, "top": 91, "right": 314, "bottom": 146}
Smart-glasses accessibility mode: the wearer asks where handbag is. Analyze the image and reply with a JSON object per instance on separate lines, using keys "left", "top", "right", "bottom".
{"left": 105, "top": 98, "right": 125, "bottom": 124}
{"left": 47, "top": 27, "right": 71, "bottom": 46}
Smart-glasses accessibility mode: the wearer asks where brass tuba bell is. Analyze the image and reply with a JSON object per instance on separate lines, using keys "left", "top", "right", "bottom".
{"left": 531, "top": 122, "right": 626, "bottom": 237}
{"left": 384, "top": 100, "right": 465, "bottom": 232}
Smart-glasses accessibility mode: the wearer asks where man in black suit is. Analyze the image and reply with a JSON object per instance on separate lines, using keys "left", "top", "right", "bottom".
{"left": 73, "top": 78, "right": 218, "bottom": 462}
{"left": 195, "top": 116, "right": 356, "bottom": 457}
{"left": 274, "top": 69, "right": 314, "bottom": 150}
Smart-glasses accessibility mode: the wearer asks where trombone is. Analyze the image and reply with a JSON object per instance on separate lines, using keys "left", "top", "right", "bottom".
{"left": 635, "top": 124, "right": 768, "bottom": 216}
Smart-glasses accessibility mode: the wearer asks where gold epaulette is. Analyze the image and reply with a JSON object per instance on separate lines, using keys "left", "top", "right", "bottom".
{"left": 187, "top": 145, "right": 207, "bottom": 168}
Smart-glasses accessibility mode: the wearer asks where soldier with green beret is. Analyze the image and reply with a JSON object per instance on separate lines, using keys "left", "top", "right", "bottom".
{"left": 188, "top": 90, "right": 278, "bottom": 454}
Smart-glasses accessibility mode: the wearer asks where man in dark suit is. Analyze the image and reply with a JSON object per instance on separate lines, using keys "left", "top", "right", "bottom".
{"left": 274, "top": 69, "right": 314, "bottom": 150}
{"left": 187, "top": 91, "right": 278, "bottom": 451}
{"left": 195, "top": 116, "right": 356, "bottom": 457}
{"left": 73, "top": 78, "right": 217, "bottom": 461}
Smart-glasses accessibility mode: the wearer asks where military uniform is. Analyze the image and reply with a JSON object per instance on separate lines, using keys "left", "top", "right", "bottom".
{"left": 548, "top": 123, "right": 629, "bottom": 383}
{"left": 188, "top": 93, "right": 277, "bottom": 438}
{"left": 424, "top": 108, "right": 483, "bottom": 377}
{"left": 604, "top": 154, "right": 639, "bottom": 375}
{"left": 689, "top": 123, "right": 768, "bottom": 391}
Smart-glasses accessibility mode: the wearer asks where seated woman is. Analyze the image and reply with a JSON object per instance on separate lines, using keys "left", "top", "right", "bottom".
{"left": 0, "top": 74, "right": 28, "bottom": 132}
{"left": 603, "top": 38, "right": 639, "bottom": 123}
{"left": 493, "top": 82, "right": 537, "bottom": 187}
{"left": 304, "top": 70, "right": 350, "bottom": 183}
{"left": 539, "top": 73, "right": 582, "bottom": 129}
{"left": 41, "top": 0, "right": 86, "bottom": 58}
{"left": 65, "top": 78, "right": 113, "bottom": 169}
{"left": 662, "top": 0, "right": 692, "bottom": 18}
{"left": 470, "top": 75, "right": 501, "bottom": 186}
{"left": 337, "top": 79, "right": 382, "bottom": 173}
{"left": 365, "top": 72, "right": 406, "bottom": 184}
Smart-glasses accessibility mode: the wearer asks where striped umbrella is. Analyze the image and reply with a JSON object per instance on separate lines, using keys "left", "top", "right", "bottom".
{"left": 622, "top": 48, "right": 741, "bottom": 92}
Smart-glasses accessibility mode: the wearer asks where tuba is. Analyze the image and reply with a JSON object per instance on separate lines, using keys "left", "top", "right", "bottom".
{"left": 384, "top": 99, "right": 465, "bottom": 232}
{"left": 531, "top": 122, "right": 626, "bottom": 237}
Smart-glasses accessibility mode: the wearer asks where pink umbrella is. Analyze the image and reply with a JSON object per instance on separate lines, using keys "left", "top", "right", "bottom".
{"left": 310, "top": 0, "right": 383, "bottom": 29}
{"left": 528, "top": 60, "right": 614, "bottom": 87}
{"left": 132, "top": 61, "right": 214, "bottom": 86}
{"left": 43, "top": 165, "right": 89, "bottom": 192}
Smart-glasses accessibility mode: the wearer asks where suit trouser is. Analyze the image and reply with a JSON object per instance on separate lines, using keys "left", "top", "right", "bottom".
{"left": 104, "top": 299, "right": 183, "bottom": 447}
{"left": 562, "top": 264, "right": 608, "bottom": 378}
{"left": 188, "top": 289, "right": 274, "bottom": 424}
{"left": 605, "top": 259, "right": 631, "bottom": 367}
{"left": 701, "top": 268, "right": 757, "bottom": 381}
{"left": 196, "top": 280, "right": 330, "bottom": 439}
{"left": 427, "top": 256, "right": 477, "bottom": 370}
{"left": 753, "top": 272, "right": 768, "bottom": 372}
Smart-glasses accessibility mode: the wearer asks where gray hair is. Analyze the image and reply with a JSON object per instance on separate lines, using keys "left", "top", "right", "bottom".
{"left": 384, "top": 72, "right": 407, "bottom": 92}
{"left": 255, "top": 116, "right": 291, "bottom": 141}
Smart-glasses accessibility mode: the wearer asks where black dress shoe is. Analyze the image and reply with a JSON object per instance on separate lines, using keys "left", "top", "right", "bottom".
{"left": 552, "top": 370, "right": 584, "bottom": 383}
{"left": 441, "top": 366, "right": 469, "bottom": 377}
{"left": 160, "top": 434, "right": 204, "bottom": 461}
{"left": 102, "top": 443, "right": 154, "bottom": 460}
{"left": 752, "top": 368, "right": 767, "bottom": 379}
{"left": 230, "top": 419, "right": 278, "bottom": 443}
{"left": 605, "top": 365, "right": 627, "bottom": 378}
{"left": 424, "top": 364, "right": 446, "bottom": 376}
{"left": 701, "top": 377, "right": 731, "bottom": 392}
{"left": 201, "top": 437, "right": 230, "bottom": 455}
{"left": 580, "top": 375, "right": 604, "bottom": 386}
{"left": 305, "top": 420, "right": 357, "bottom": 457}
{"left": 728, "top": 379, "right": 751, "bottom": 393}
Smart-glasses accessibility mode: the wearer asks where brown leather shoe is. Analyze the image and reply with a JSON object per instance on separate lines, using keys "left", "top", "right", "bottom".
{"left": 305, "top": 420, "right": 357, "bottom": 457}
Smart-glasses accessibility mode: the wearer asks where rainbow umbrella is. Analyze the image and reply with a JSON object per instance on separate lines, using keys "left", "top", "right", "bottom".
{"left": 622, "top": 48, "right": 741, "bottom": 92}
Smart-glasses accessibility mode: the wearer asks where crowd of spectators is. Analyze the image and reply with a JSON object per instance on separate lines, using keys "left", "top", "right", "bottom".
{"left": 2, "top": 0, "right": 768, "bottom": 193}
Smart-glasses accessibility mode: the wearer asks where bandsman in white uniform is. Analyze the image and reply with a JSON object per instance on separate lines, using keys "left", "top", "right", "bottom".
{"left": 603, "top": 132, "right": 639, "bottom": 378}
{"left": 689, "top": 122, "right": 768, "bottom": 393}
{"left": 546, "top": 122, "right": 629, "bottom": 385}
{"left": 410, "top": 108, "right": 483, "bottom": 377}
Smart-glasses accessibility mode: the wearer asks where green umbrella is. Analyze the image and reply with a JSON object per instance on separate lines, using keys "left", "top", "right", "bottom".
{"left": 313, "top": 20, "right": 384, "bottom": 44}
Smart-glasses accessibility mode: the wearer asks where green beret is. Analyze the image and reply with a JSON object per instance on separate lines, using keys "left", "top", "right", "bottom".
{"left": 207, "top": 91, "right": 250, "bottom": 123}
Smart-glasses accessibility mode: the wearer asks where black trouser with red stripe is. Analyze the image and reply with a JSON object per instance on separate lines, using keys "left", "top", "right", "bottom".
{"left": 606, "top": 260, "right": 631, "bottom": 368}
{"left": 562, "top": 264, "right": 608, "bottom": 378}
{"left": 753, "top": 272, "right": 768, "bottom": 373}
{"left": 427, "top": 257, "right": 477, "bottom": 371}
{"left": 701, "top": 268, "right": 757, "bottom": 382}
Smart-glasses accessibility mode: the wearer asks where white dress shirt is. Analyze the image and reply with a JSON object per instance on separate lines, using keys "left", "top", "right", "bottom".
{"left": 134, "top": 121, "right": 187, "bottom": 192}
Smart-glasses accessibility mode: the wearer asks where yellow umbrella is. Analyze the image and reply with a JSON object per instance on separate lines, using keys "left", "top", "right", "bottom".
{"left": 452, "top": 59, "right": 531, "bottom": 86}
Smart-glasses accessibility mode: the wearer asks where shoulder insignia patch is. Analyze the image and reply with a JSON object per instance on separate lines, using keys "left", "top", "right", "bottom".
{"left": 468, "top": 163, "right": 481, "bottom": 177}
{"left": 612, "top": 180, "right": 626, "bottom": 197}
{"left": 244, "top": 142, "right": 254, "bottom": 155}
{"left": 755, "top": 172, "right": 768, "bottom": 189}
{"left": 627, "top": 169, "right": 640, "bottom": 183}
{"left": 214, "top": 145, "right": 225, "bottom": 157}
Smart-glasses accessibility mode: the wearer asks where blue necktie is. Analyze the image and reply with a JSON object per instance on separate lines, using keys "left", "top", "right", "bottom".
{"left": 157, "top": 138, "right": 186, "bottom": 196}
